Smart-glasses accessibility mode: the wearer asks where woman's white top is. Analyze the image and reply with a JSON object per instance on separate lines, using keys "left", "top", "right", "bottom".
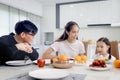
{"left": 50, "top": 40, "right": 85, "bottom": 58}
{"left": 93, "top": 53, "right": 116, "bottom": 62}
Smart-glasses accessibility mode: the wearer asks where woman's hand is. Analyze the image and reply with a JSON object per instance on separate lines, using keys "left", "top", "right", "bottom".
{"left": 15, "top": 43, "right": 33, "bottom": 53}
{"left": 42, "top": 47, "right": 55, "bottom": 59}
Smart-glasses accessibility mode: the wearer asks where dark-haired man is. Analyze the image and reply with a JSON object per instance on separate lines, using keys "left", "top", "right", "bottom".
{"left": 0, "top": 20, "right": 39, "bottom": 65}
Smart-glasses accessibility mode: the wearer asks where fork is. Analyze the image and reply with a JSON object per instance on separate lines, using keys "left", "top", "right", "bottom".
{"left": 24, "top": 56, "right": 30, "bottom": 63}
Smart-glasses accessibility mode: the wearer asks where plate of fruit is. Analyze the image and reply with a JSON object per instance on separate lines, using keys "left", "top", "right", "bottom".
{"left": 51, "top": 54, "right": 74, "bottom": 69}
{"left": 74, "top": 55, "right": 87, "bottom": 66}
{"left": 94, "top": 55, "right": 112, "bottom": 64}
{"left": 89, "top": 60, "right": 111, "bottom": 71}
{"left": 94, "top": 58, "right": 112, "bottom": 64}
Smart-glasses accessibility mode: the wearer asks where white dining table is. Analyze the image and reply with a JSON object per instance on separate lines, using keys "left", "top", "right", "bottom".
{"left": 0, "top": 60, "right": 120, "bottom": 80}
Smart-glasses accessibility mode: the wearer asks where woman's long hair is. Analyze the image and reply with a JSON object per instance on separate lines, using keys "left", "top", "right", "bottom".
{"left": 96, "top": 37, "right": 111, "bottom": 60}
{"left": 56, "top": 21, "right": 79, "bottom": 42}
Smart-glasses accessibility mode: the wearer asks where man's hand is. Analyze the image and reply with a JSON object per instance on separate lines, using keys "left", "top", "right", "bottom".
{"left": 15, "top": 43, "right": 33, "bottom": 53}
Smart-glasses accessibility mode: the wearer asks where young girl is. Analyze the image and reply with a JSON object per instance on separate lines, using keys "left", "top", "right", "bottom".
{"left": 94, "top": 37, "right": 116, "bottom": 62}
{"left": 42, "top": 21, "right": 85, "bottom": 59}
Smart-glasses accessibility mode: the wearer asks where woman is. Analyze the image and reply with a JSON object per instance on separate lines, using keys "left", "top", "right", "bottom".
{"left": 42, "top": 21, "right": 85, "bottom": 59}
{"left": 0, "top": 20, "right": 39, "bottom": 65}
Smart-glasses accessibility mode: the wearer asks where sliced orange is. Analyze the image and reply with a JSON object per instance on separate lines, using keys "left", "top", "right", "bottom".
{"left": 58, "top": 54, "right": 68, "bottom": 61}
{"left": 81, "top": 55, "right": 87, "bottom": 61}
{"left": 74, "top": 55, "right": 81, "bottom": 61}
{"left": 52, "top": 57, "right": 58, "bottom": 62}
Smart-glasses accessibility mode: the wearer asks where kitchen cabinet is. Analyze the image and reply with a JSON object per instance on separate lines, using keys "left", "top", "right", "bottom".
{"left": 56, "top": 0, "right": 120, "bottom": 29}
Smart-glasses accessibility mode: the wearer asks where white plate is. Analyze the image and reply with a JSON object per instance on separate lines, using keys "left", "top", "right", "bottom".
{"left": 33, "top": 59, "right": 51, "bottom": 64}
{"left": 105, "top": 60, "right": 113, "bottom": 64}
{"left": 75, "top": 63, "right": 86, "bottom": 66}
{"left": 74, "top": 61, "right": 86, "bottom": 66}
{"left": 89, "top": 66, "right": 111, "bottom": 71}
{"left": 5, "top": 60, "right": 32, "bottom": 66}
{"left": 29, "top": 68, "right": 69, "bottom": 79}
{"left": 33, "top": 60, "right": 37, "bottom": 64}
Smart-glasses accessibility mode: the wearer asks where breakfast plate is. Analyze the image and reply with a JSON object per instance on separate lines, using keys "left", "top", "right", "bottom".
{"left": 33, "top": 60, "right": 37, "bottom": 64}
{"left": 75, "top": 63, "right": 86, "bottom": 66}
{"left": 105, "top": 60, "right": 113, "bottom": 64}
{"left": 74, "top": 61, "right": 86, "bottom": 66}
{"left": 5, "top": 60, "right": 32, "bottom": 66}
{"left": 89, "top": 66, "right": 111, "bottom": 71}
{"left": 33, "top": 59, "right": 51, "bottom": 64}
{"left": 29, "top": 68, "right": 69, "bottom": 79}
{"left": 52, "top": 61, "right": 74, "bottom": 69}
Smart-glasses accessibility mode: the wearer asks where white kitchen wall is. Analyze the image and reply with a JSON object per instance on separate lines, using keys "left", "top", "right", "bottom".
{"left": 79, "top": 28, "right": 120, "bottom": 42}
{"left": 0, "top": 0, "right": 42, "bottom": 16}
{"left": 9, "top": 7, "right": 19, "bottom": 33}
{"left": 40, "top": 5, "right": 56, "bottom": 44}
{"left": 41, "top": 0, "right": 120, "bottom": 43}
{"left": 0, "top": 4, "right": 9, "bottom": 36}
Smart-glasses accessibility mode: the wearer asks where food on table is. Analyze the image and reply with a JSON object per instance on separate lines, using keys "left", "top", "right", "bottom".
{"left": 52, "top": 57, "right": 59, "bottom": 62}
{"left": 104, "top": 58, "right": 109, "bottom": 62}
{"left": 51, "top": 54, "right": 68, "bottom": 63}
{"left": 81, "top": 55, "right": 87, "bottom": 62}
{"left": 58, "top": 54, "right": 68, "bottom": 61}
{"left": 74, "top": 55, "right": 81, "bottom": 63}
{"left": 95, "top": 55, "right": 104, "bottom": 60}
{"left": 113, "top": 59, "right": 120, "bottom": 68}
{"left": 94, "top": 55, "right": 109, "bottom": 63}
{"left": 37, "top": 58, "right": 45, "bottom": 67}
{"left": 51, "top": 54, "right": 74, "bottom": 69}
{"left": 74, "top": 55, "right": 87, "bottom": 64}
{"left": 89, "top": 59, "right": 107, "bottom": 68}
{"left": 74, "top": 55, "right": 81, "bottom": 61}
{"left": 51, "top": 57, "right": 59, "bottom": 63}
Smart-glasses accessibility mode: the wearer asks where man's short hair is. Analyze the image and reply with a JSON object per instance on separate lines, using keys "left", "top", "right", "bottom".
{"left": 15, "top": 20, "right": 38, "bottom": 35}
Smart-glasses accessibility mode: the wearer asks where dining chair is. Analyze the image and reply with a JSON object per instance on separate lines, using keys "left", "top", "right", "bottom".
{"left": 83, "top": 41, "right": 88, "bottom": 55}
{"left": 110, "top": 41, "right": 119, "bottom": 59}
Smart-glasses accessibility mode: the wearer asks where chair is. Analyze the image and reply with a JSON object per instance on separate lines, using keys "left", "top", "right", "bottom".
{"left": 83, "top": 41, "right": 88, "bottom": 55}
{"left": 110, "top": 41, "right": 119, "bottom": 59}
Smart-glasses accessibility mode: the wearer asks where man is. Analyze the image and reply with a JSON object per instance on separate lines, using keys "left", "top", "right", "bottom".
{"left": 0, "top": 20, "right": 39, "bottom": 65}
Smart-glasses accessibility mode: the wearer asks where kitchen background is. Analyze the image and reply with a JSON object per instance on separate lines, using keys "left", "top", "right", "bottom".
{"left": 0, "top": 0, "right": 120, "bottom": 57}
